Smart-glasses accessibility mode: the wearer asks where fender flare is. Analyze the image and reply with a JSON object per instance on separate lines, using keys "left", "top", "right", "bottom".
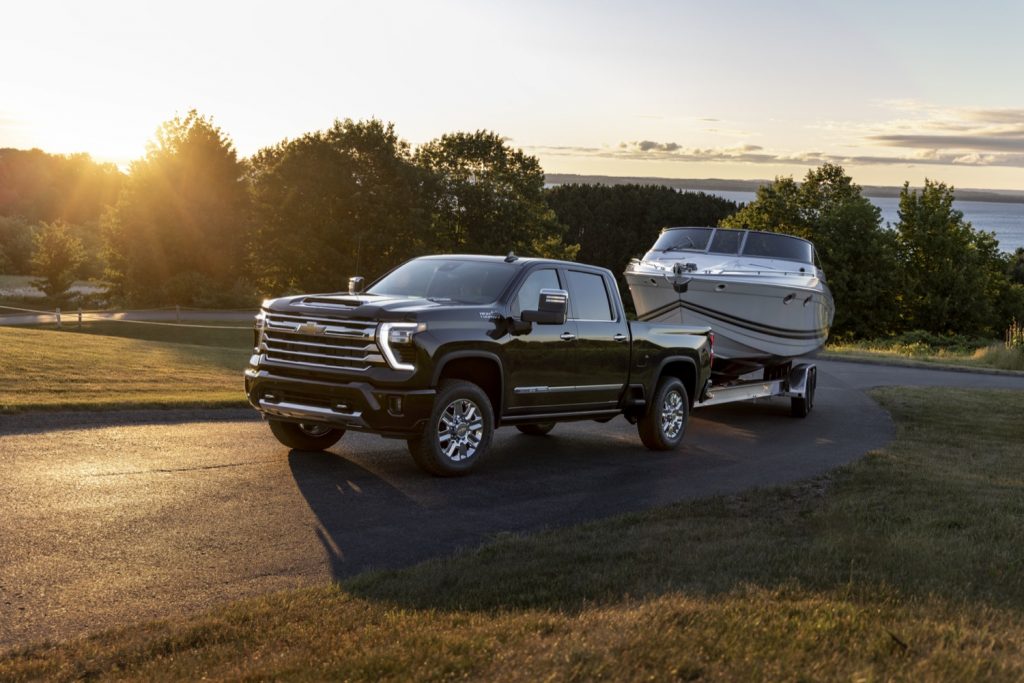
{"left": 431, "top": 350, "right": 505, "bottom": 390}
{"left": 651, "top": 354, "right": 699, "bottom": 403}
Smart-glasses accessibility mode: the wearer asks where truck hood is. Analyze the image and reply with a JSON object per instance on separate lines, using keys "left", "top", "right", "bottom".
{"left": 264, "top": 292, "right": 454, "bottom": 320}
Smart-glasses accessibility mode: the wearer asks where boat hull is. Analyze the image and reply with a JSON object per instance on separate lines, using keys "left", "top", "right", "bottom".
{"left": 626, "top": 269, "right": 833, "bottom": 378}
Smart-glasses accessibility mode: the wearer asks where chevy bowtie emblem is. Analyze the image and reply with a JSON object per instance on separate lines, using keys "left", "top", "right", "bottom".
{"left": 296, "top": 321, "right": 327, "bottom": 335}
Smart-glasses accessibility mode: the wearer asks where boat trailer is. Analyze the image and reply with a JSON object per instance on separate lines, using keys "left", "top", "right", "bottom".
{"left": 696, "top": 362, "right": 817, "bottom": 418}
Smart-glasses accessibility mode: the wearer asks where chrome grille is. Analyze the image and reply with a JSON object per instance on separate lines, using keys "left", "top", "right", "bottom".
{"left": 262, "top": 313, "right": 383, "bottom": 372}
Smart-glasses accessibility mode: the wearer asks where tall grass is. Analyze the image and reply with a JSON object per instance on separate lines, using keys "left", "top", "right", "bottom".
{"left": 827, "top": 328, "right": 1024, "bottom": 372}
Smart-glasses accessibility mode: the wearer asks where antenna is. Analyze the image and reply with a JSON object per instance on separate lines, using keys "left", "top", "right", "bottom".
{"left": 504, "top": 251, "right": 518, "bottom": 263}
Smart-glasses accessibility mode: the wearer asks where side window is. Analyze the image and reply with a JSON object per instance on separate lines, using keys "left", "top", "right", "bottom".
{"left": 512, "top": 268, "right": 560, "bottom": 316}
{"left": 566, "top": 270, "right": 614, "bottom": 321}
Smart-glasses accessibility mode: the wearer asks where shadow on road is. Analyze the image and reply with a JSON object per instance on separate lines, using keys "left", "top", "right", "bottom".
{"left": 285, "top": 399, "right": 853, "bottom": 586}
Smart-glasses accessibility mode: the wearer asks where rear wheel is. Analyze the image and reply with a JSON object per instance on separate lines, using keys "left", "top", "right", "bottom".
{"left": 516, "top": 422, "right": 555, "bottom": 436}
{"left": 268, "top": 420, "right": 345, "bottom": 451}
{"left": 791, "top": 366, "right": 817, "bottom": 418}
{"left": 638, "top": 377, "right": 689, "bottom": 450}
{"left": 408, "top": 380, "right": 494, "bottom": 476}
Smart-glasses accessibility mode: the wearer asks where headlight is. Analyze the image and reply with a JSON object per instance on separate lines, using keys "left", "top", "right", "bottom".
{"left": 253, "top": 312, "right": 267, "bottom": 350}
{"left": 379, "top": 322, "right": 425, "bottom": 371}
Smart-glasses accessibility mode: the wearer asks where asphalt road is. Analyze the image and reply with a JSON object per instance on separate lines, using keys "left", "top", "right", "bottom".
{"left": 2, "top": 359, "right": 1023, "bottom": 649}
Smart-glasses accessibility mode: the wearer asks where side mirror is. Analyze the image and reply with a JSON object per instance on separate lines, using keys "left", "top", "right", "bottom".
{"left": 522, "top": 288, "right": 568, "bottom": 325}
{"left": 348, "top": 276, "right": 365, "bottom": 294}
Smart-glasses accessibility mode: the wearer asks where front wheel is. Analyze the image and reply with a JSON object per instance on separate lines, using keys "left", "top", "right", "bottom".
{"left": 637, "top": 377, "right": 689, "bottom": 450}
{"left": 268, "top": 420, "right": 345, "bottom": 451}
{"left": 408, "top": 380, "right": 494, "bottom": 476}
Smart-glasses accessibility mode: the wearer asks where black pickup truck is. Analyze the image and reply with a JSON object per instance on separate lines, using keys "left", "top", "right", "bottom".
{"left": 245, "top": 254, "right": 713, "bottom": 475}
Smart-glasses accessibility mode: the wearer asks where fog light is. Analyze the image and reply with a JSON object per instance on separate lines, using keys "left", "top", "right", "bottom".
{"left": 388, "top": 395, "right": 403, "bottom": 415}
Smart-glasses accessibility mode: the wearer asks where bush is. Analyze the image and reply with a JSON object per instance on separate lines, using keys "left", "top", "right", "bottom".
{"left": 161, "top": 271, "right": 258, "bottom": 308}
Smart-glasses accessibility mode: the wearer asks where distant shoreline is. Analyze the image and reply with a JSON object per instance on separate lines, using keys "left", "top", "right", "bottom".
{"left": 544, "top": 174, "right": 1024, "bottom": 205}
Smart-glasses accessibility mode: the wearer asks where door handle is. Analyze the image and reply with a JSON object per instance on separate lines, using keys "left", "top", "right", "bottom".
{"left": 613, "top": 333, "right": 628, "bottom": 342}
{"left": 560, "top": 331, "right": 577, "bottom": 341}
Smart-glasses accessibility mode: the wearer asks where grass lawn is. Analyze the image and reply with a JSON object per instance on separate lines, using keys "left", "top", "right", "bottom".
{"left": 0, "top": 326, "right": 250, "bottom": 412}
{"left": 2, "top": 387, "right": 1023, "bottom": 680}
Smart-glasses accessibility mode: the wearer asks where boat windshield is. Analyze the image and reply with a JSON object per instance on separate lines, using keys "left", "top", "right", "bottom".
{"left": 652, "top": 228, "right": 713, "bottom": 252}
{"left": 368, "top": 258, "right": 516, "bottom": 304}
{"left": 741, "top": 232, "right": 814, "bottom": 263}
{"left": 708, "top": 229, "right": 744, "bottom": 255}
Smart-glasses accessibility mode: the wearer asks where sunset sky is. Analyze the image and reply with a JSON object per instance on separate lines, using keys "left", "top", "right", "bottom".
{"left": 3, "top": 0, "right": 1023, "bottom": 189}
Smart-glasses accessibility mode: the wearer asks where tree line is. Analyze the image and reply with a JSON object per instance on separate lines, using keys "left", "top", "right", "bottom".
{"left": 722, "top": 164, "right": 1024, "bottom": 339}
{"left": 2, "top": 113, "right": 1022, "bottom": 339}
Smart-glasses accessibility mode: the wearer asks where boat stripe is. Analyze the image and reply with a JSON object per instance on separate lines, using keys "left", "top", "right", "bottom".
{"left": 634, "top": 298, "right": 683, "bottom": 321}
{"left": 639, "top": 300, "right": 827, "bottom": 340}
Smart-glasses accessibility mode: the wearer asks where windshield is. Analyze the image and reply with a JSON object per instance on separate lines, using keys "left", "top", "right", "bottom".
{"left": 651, "top": 227, "right": 713, "bottom": 252}
{"left": 368, "top": 258, "right": 517, "bottom": 304}
{"left": 740, "top": 232, "right": 815, "bottom": 263}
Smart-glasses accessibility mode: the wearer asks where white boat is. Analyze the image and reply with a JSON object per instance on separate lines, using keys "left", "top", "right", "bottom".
{"left": 625, "top": 227, "right": 835, "bottom": 379}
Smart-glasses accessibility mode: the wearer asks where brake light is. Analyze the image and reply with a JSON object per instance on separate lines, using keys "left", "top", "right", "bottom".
{"left": 708, "top": 331, "right": 715, "bottom": 365}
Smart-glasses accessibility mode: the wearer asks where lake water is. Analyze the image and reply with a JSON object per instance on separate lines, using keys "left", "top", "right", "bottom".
{"left": 700, "top": 189, "right": 1024, "bottom": 254}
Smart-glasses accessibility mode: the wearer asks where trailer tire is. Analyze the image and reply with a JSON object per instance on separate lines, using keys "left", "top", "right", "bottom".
{"left": 790, "top": 366, "right": 817, "bottom": 418}
{"left": 638, "top": 376, "right": 689, "bottom": 450}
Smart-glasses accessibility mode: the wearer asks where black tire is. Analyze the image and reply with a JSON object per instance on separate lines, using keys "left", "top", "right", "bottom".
{"left": 268, "top": 420, "right": 345, "bottom": 451}
{"left": 637, "top": 377, "right": 689, "bottom": 451}
{"left": 407, "top": 379, "right": 494, "bottom": 476}
{"left": 791, "top": 366, "right": 817, "bottom": 418}
{"left": 516, "top": 422, "right": 555, "bottom": 436}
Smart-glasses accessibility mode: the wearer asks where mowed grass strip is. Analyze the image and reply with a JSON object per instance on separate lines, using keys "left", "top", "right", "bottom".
{"left": 3, "top": 387, "right": 1023, "bottom": 681}
{"left": 26, "top": 319, "right": 254, "bottom": 349}
{"left": 0, "top": 326, "right": 249, "bottom": 412}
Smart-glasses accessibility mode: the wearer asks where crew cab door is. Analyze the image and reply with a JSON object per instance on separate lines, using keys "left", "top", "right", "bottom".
{"left": 561, "top": 268, "right": 631, "bottom": 408}
{"left": 504, "top": 267, "right": 581, "bottom": 412}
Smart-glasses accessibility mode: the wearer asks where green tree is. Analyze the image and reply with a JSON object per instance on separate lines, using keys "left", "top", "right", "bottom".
{"left": 415, "top": 131, "right": 577, "bottom": 260}
{"left": 1007, "top": 247, "right": 1024, "bottom": 286}
{"left": 0, "top": 215, "right": 36, "bottom": 274}
{"left": 722, "top": 164, "right": 900, "bottom": 338}
{"left": 0, "top": 148, "right": 123, "bottom": 224}
{"left": 247, "top": 119, "right": 433, "bottom": 294}
{"left": 30, "top": 219, "right": 85, "bottom": 301}
{"left": 103, "top": 110, "right": 249, "bottom": 305}
{"left": 895, "top": 180, "right": 1010, "bottom": 335}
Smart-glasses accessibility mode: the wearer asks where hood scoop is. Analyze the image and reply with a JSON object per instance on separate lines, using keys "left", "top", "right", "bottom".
{"left": 300, "top": 295, "right": 366, "bottom": 308}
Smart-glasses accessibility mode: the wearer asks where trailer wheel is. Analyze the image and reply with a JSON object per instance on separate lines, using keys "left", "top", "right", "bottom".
{"left": 268, "top": 420, "right": 345, "bottom": 451}
{"left": 407, "top": 380, "right": 494, "bottom": 476}
{"left": 638, "top": 376, "right": 689, "bottom": 450}
{"left": 516, "top": 422, "right": 555, "bottom": 436}
{"left": 791, "top": 366, "right": 817, "bottom": 418}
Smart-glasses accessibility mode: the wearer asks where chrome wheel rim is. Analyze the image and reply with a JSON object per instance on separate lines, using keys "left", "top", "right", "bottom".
{"left": 437, "top": 398, "right": 484, "bottom": 462}
{"left": 661, "top": 390, "right": 685, "bottom": 439}
{"left": 298, "top": 423, "right": 332, "bottom": 437}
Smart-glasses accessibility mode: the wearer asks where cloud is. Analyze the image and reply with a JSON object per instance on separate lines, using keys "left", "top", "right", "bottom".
{"left": 0, "top": 112, "right": 28, "bottom": 129}
{"left": 527, "top": 139, "right": 1024, "bottom": 169}
{"left": 635, "top": 140, "right": 680, "bottom": 152}
{"left": 851, "top": 105, "right": 1024, "bottom": 166}
{"left": 528, "top": 105, "right": 1024, "bottom": 170}
{"left": 870, "top": 134, "right": 1024, "bottom": 153}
